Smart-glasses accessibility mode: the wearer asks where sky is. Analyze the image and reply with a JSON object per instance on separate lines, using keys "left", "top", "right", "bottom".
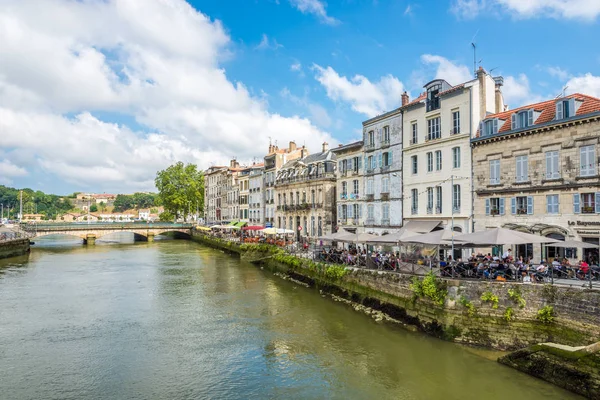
{"left": 1, "top": 0, "right": 600, "bottom": 195}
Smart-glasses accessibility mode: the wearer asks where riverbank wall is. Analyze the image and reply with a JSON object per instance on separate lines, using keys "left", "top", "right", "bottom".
{"left": 0, "top": 239, "right": 30, "bottom": 260}
{"left": 191, "top": 234, "right": 600, "bottom": 351}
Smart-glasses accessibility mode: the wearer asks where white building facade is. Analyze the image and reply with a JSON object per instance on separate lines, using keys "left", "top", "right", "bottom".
{"left": 362, "top": 109, "right": 403, "bottom": 234}
{"left": 332, "top": 141, "right": 365, "bottom": 233}
{"left": 248, "top": 164, "right": 265, "bottom": 226}
{"left": 401, "top": 68, "right": 504, "bottom": 258}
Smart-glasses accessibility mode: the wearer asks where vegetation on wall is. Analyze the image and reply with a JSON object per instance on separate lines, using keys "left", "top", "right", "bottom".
{"left": 508, "top": 288, "right": 526, "bottom": 309}
{"left": 459, "top": 296, "right": 476, "bottom": 317}
{"left": 504, "top": 307, "right": 514, "bottom": 322}
{"left": 537, "top": 305, "right": 555, "bottom": 324}
{"left": 410, "top": 272, "right": 447, "bottom": 306}
{"left": 480, "top": 291, "right": 499, "bottom": 309}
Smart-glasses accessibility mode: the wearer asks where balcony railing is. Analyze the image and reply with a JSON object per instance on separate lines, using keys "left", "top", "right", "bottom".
{"left": 490, "top": 208, "right": 500, "bottom": 216}
{"left": 381, "top": 193, "right": 389, "bottom": 201}
{"left": 364, "top": 143, "right": 375, "bottom": 152}
{"left": 517, "top": 208, "right": 527, "bottom": 215}
{"left": 366, "top": 194, "right": 374, "bottom": 201}
{"left": 381, "top": 139, "right": 390, "bottom": 148}
{"left": 340, "top": 193, "right": 348, "bottom": 200}
{"left": 275, "top": 172, "right": 336, "bottom": 185}
{"left": 582, "top": 206, "right": 595, "bottom": 214}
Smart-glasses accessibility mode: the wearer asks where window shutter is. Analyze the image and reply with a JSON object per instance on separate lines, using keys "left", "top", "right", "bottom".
{"left": 596, "top": 193, "right": 600, "bottom": 213}
{"left": 485, "top": 199, "right": 490, "bottom": 215}
{"left": 568, "top": 98, "right": 575, "bottom": 118}
{"left": 500, "top": 198, "right": 505, "bottom": 215}
{"left": 546, "top": 196, "right": 551, "bottom": 214}
{"left": 378, "top": 153, "right": 382, "bottom": 168}
{"left": 553, "top": 153, "right": 559, "bottom": 178}
{"left": 357, "top": 157, "right": 362, "bottom": 170}
{"left": 479, "top": 121, "right": 484, "bottom": 136}
{"left": 348, "top": 158, "right": 353, "bottom": 171}
{"left": 527, "top": 196, "right": 533, "bottom": 215}
{"left": 527, "top": 110, "right": 534, "bottom": 126}
{"left": 348, "top": 204, "right": 353, "bottom": 218}
{"left": 338, "top": 204, "right": 342, "bottom": 218}
{"left": 511, "top": 197, "right": 516, "bottom": 214}
{"left": 545, "top": 152, "right": 551, "bottom": 179}
{"left": 516, "top": 158, "right": 522, "bottom": 181}
{"left": 493, "top": 118, "right": 498, "bottom": 133}
{"left": 388, "top": 151, "right": 393, "bottom": 166}
{"left": 359, "top": 204, "right": 363, "bottom": 218}
{"left": 338, "top": 161, "right": 342, "bottom": 171}
{"left": 573, "top": 193, "right": 580, "bottom": 214}
{"left": 556, "top": 101, "right": 563, "bottom": 120}
{"left": 511, "top": 114, "right": 517, "bottom": 129}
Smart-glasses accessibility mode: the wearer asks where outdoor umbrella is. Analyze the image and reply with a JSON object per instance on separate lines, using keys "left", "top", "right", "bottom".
{"left": 401, "top": 229, "right": 458, "bottom": 245}
{"left": 344, "top": 232, "right": 380, "bottom": 243}
{"left": 452, "top": 227, "right": 560, "bottom": 246}
{"left": 368, "top": 228, "right": 418, "bottom": 244}
{"left": 317, "top": 231, "right": 355, "bottom": 241}
{"left": 545, "top": 239, "right": 599, "bottom": 248}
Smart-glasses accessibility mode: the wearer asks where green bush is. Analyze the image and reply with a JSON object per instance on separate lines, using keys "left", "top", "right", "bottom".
{"left": 537, "top": 305, "right": 555, "bottom": 324}
{"left": 504, "top": 307, "right": 514, "bottom": 322}
{"left": 480, "top": 291, "right": 499, "bottom": 309}
{"left": 410, "top": 272, "right": 447, "bottom": 306}
{"left": 459, "top": 296, "right": 476, "bottom": 317}
{"left": 507, "top": 288, "right": 526, "bottom": 309}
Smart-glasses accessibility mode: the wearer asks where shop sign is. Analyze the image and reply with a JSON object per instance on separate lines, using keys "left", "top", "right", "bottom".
{"left": 568, "top": 221, "right": 600, "bottom": 227}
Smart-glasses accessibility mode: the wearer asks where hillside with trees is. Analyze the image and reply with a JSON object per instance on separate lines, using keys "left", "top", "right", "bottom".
{"left": 0, "top": 185, "right": 73, "bottom": 220}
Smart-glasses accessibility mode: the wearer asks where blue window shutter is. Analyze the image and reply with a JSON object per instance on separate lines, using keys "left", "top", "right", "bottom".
{"left": 479, "top": 121, "right": 484, "bottom": 136}
{"left": 527, "top": 110, "right": 534, "bottom": 126}
{"left": 378, "top": 153, "right": 382, "bottom": 168}
{"left": 357, "top": 157, "right": 362, "bottom": 170}
{"left": 500, "top": 198, "right": 505, "bottom": 215}
{"left": 493, "top": 118, "right": 498, "bottom": 133}
{"left": 527, "top": 196, "right": 534, "bottom": 214}
{"left": 556, "top": 101, "right": 563, "bottom": 120}
{"left": 338, "top": 161, "right": 342, "bottom": 171}
{"left": 573, "top": 193, "right": 580, "bottom": 214}
{"left": 348, "top": 158, "right": 353, "bottom": 171}
{"left": 485, "top": 199, "right": 490, "bottom": 215}
{"left": 511, "top": 114, "right": 517, "bottom": 129}
{"left": 546, "top": 196, "right": 551, "bottom": 214}
{"left": 568, "top": 98, "right": 575, "bottom": 117}
{"left": 511, "top": 197, "right": 516, "bottom": 214}
{"left": 596, "top": 193, "right": 600, "bottom": 213}
{"left": 388, "top": 151, "right": 393, "bottom": 166}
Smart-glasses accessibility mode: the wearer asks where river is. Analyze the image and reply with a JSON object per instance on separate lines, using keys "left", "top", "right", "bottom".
{"left": 0, "top": 237, "right": 581, "bottom": 399}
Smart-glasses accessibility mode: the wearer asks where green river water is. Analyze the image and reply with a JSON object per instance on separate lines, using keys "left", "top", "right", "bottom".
{"left": 0, "top": 237, "right": 581, "bottom": 399}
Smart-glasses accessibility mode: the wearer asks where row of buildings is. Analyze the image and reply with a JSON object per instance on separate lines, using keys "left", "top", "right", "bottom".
{"left": 204, "top": 67, "right": 600, "bottom": 263}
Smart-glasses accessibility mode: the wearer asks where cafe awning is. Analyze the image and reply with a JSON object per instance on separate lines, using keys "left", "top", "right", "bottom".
{"left": 235, "top": 221, "right": 247, "bottom": 228}
{"left": 196, "top": 226, "right": 211, "bottom": 231}
{"left": 242, "top": 225, "right": 263, "bottom": 231}
{"left": 402, "top": 220, "right": 443, "bottom": 234}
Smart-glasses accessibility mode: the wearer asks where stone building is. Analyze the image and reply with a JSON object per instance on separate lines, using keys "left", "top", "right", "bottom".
{"left": 362, "top": 108, "right": 403, "bottom": 234}
{"left": 332, "top": 141, "right": 364, "bottom": 233}
{"left": 401, "top": 67, "right": 504, "bottom": 258}
{"left": 263, "top": 142, "right": 307, "bottom": 228}
{"left": 238, "top": 167, "right": 250, "bottom": 223}
{"left": 204, "top": 165, "right": 228, "bottom": 224}
{"left": 248, "top": 163, "right": 265, "bottom": 226}
{"left": 472, "top": 93, "right": 600, "bottom": 263}
{"left": 274, "top": 143, "right": 337, "bottom": 240}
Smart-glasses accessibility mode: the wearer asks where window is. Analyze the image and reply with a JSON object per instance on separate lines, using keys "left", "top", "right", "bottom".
{"left": 367, "top": 204, "right": 374, "bottom": 220}
{"left": 435, "top": 150, "right": 442, "bottom": 171}
{"left": 347, "top": 203, "right": 354, "bottom": 218}
{"left": 512, "top": 110, "right": 533, "bottom": 129}
{"left": 382, "top": 204, "right": 390, "bottom": 221}
{"left": 411, "top": 155, "right": 418, "bottom": 174}
{"left": 486, "top": 197, "right": 505, "bottom": 215}
{"left": 353, "top": 156, "right": 361, "bottom": 172}
{"left": 516, "top": 155, "right": 529, "bottom": 182}
{"left": 452, "top": 147, "right": 461, "bottom": 168}
{"left": 427, "top": 187, "right": 433, "bottom": 214}
{"left": 368, "top": 130, "right": 375, "bottom": 146}
{"left": 452, "top": 110, "right": 460, "bottom": 134}
{"left": 427, "top": 117, "right": 441, "bottom": 140}
{"left": 426, "top": 83, "right": 441, "bottom": 111}
{"left": 380, "top": 177, "right": 388, "bottom": 194}
{"left": 411, "top": 189, "right": 418, "bottom": 214}
{"left": 490, "top": 160, "right": 500, "bottom": 184}
{"left": 367, "top": 179, "right": 374, "bottom": 195}
{"left": 367, "top": 156, "right": 373, "bottom": 171}
{"left": 482, "top": 119, "right": 498, "bottom": 136}
{"left": 383, "top": 126, "right": 390, "bottom": 143}
{"left": 353, "top": 180, "right": 359, "bottom": 195}
{"left": 580, "top": 145, "right": 596, "bottom": 177}
{"left": 545, "top": 151, "right": 560, "bottom": 179}
{"left": 512, "top": 196, "right": 532, "bottom": 215}
{"left": 581, "top": 193, "right": 598, "bottom": 214}
{"left": 556, "top": 98, "right": 575, "bottom": 120}
{"left": 436, "top": 186, "right": 442, "bottom": 213}
{"left": 427, "top": 152, "right": 433, "bottom": 172}
{"left": 353, "top": 204, "right": 360, "bottom": 220}
{"left": 546, "top": 195, "right": 559, "bottom": 214}
{"left": 341, "top": 181, "right": 347, "bottom": 197}
{"left": 411, "top": 122, "right": 418, "bottom": 144}
{"left": 383, "top": 151, "right": 392, "bottom": 167}
{"left": 453, "top": 184, "right": 460, "bottom": 212}
{"left": 311, "top": 190, "right": 315, "bottom": 205}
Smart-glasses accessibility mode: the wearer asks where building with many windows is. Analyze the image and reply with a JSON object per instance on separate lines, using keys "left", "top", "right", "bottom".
{"left": 362, "top": 108, "right": 403, "bottom": 234}
{"left": 274, "top": 143, "right": 337, "bottom": 240}
{"left": 472, "top": 93, "right": 600, "bottom": 263}
{"left": 204, "top": 165, "right": 228, "bottom": 224}
{"left": 332, "top": 141, "right": 364, "bottom": 233}
{"left": 401, "top": 67, "right": 504, "bottom": 258}
{"left": 238, "top": 167, "right": 250, "bottom": 223}
{"left": 248, "top": 163, "right": 265, "bottom": 226}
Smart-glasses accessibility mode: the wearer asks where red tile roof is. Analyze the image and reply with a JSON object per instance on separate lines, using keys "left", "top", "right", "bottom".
{"left": 437, "top": 83, "right": 465, "bottom": 97}
{"left": 401, "top": 92, "right": 427, "bottom": 109}
{"left": 478, "top": 93, "right": 600, "bottom": 136}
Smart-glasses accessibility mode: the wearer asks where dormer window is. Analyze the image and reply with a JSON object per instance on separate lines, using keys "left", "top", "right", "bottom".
{"left": 556, "top": 98, "right": 575, "bottom": 120}
{"left": 426, "top": 83, "right": 441, "bottom": 112}
{"left": 511, "top": 109, "right": 534, "bottom": 130}
{"left": 482, "top": 119, "right": 499, "bottom": 136}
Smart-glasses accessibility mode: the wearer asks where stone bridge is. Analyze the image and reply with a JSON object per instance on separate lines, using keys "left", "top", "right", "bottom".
{"left": 24, "top": 223, "right": 194, "bottom": 245}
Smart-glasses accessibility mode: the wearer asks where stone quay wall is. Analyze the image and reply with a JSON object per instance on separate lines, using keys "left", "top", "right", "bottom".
{"left": 191, "top": 232, "right": 600, "bottom": 351}
{"left": 0, "top": 238, "right": 30, "bottom": 260}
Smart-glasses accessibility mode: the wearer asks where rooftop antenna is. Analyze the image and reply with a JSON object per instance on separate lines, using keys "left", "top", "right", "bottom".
{"left": 555, "top": 86, "right": 569, "bottom": 99}
{"left": 471, "top": 42, "right": 477, "bottom": 78}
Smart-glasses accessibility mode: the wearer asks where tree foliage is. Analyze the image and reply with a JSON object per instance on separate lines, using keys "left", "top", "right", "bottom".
{"left": 0, "top": 185, "right": 72, "bottom": 220}
{"left": 113, "top": 193, "right": 158, "bottom": 212}
{"left": 89, "top": 204, "right": 98, "bottom": 212}
{"left": 155, "top": 162, "right": 204, "bottom": 221}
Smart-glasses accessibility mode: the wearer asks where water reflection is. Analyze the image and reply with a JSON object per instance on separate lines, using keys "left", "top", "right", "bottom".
{"left": 0, "top": 241, "right": 581, "bottom": 400}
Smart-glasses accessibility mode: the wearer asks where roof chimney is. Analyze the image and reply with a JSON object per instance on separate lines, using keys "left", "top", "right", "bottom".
{"left": 493, "top": 76, "right": 504, "bottom": 114}
{"left": 289, "top": 141, "right": 297, "bottom": 151}
{"left": 322, "top": 142, "right": 329, "bottom": 153}
{"left": 401, "top": 91, "right": 409, "bottom": 107}
{"left": 477, "top": 67, "right": 487, "bottom": 120}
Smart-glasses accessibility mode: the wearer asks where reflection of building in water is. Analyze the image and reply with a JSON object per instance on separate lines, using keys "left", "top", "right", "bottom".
{"left": 472, "top": 93, "right": 600, "bottom": 263}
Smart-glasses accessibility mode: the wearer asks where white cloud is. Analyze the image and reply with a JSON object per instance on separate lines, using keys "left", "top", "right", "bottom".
{"left": 0, "top": 159, "right": 28, "bottom": 185}
{"left": 547, "top": 66, "right": 569, "bottom": 81}
{"left": 566, "top": 73, "right": 600, "bottom": 98}
{"left": 502, "top": 74, "right": 543, "bottom": 107}
{"left": 289, "top": 0, "right": 339, "bottom": 25}
{"left": 280, "top": 87, "right": 332, "bottom": 127}
{"left": 0, "top": 0, "right": 334, "bottom": 192}
{"left": 451, "top": 0, "right": 600, "bottom": 20}
{"left": 313, "top": 65, "right": 404, "bottom": 117}
{"left": 255, "top": 34, "right": 283, "bottom": 51}
{"left": 420, "top": 54, "right": 473, "bottom": 86}
{"left": 290, "top": 61, "right": 304, "bottom": 77}
{"left": 404, "top": 5, "right": 413, "bottom": 16}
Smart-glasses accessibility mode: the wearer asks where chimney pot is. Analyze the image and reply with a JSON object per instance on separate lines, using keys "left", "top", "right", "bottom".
{"left": 401, "top": 91, "right": 409, "bottom": 107}
{"left": 322, "top": 142, "right": 329, "bottom": 152}
{"left": 289, "top": 141, "right": 297, "bottom": 151}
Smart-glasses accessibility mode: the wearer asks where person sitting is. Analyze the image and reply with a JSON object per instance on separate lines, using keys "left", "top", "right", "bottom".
{"left": 535, "top": 261, "right": 548, "bottom": 283}
{"left": 577, "top": 260, "right": 590, "bottom": 280}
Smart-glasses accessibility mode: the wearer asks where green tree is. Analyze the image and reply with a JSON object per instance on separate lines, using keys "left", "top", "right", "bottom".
{"left": 90, "top": 204, "right": 98, "bottom": 212}
{"left": 159, "top": 211, "right": 174, "bottom": 222}
{"left": 154, "top": 162, "right": 204, "bottom": 222}
{"left": 113, "top": 194, "right": 134, "bottom": 212}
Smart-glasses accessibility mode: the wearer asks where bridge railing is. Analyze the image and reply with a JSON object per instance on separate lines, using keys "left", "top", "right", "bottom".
{"left": 21, "top": 222, "right": 194, "bottom": 232}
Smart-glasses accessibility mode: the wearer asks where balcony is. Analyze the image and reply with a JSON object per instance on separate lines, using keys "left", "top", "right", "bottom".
{"left": 340, "top": 193, "right": 348, "bottom": 200}
{"left": 348, "top": 193, "right": 359, "bottom": 200}
{"left": 381, "top": 193, "right": 389, "bottom": 201}
{"left": 381, "top": 140, "right": 390, "bottom": 148}
{"left": 366, "top": 194, "right": 374, "bottom": 201}
{"left": 517, "top": 208, "right": 527, "bottom": 215}
{"left": 490, "top": 208, "right": 500, "bottom": 216}
{"left": 275, "top": 172, "right": 336, "bottom": 186}
{"left": 364, "top": 143, "right": 376, "bottom": 152}
{"left": 311, "top": 203, "right": 323, "bottom": 209}
{"left": 340, "top": 170, "right": 348, "bottom": 177}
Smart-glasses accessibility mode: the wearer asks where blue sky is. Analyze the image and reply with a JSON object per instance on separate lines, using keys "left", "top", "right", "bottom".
{"left": 1, "top": 0, "right": 599, "bottom": 194}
